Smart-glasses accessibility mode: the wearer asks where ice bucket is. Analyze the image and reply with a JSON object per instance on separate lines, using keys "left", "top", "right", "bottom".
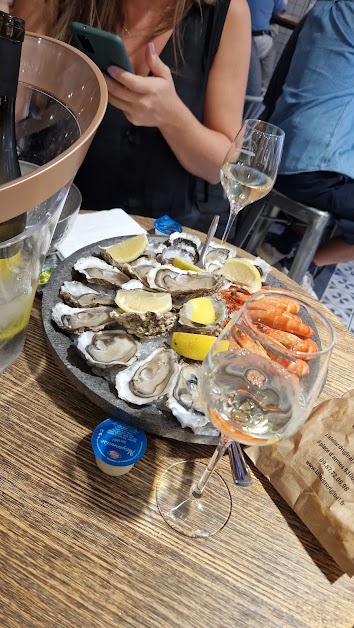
{"left": 0, "top": 32, "right": 108, "bottom": 374}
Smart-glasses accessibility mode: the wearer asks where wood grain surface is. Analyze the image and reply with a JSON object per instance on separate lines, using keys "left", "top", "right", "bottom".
{"left": 0, "top": 215, "right": 353, "bottom": 628}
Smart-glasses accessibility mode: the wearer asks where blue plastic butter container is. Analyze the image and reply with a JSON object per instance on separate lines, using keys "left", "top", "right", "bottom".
{"left": 91, "top": 419, "right": 147, "bottom": 476}
{"left": 154, "top": 215, "right": 182, "bottom": 236}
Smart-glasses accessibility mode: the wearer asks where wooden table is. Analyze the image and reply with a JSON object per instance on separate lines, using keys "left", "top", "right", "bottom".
{"left": 1, "top": 216, "right": 353, "bottom": 627}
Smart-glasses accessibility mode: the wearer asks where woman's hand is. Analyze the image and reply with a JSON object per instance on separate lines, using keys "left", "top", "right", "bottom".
{"left": 105, "top": 43, "right": 179, "bottom": 128}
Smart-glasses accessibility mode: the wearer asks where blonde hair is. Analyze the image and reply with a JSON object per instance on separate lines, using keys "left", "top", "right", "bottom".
{"left": 45, "top": 1, "right": 216, "bottom": 55}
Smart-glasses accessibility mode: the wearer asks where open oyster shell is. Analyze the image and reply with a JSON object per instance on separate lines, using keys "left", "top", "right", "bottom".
{"left": 123, "top": 256, "right": 161, "bottom": 287}
{"left": 115, "top": 346, "right": 179, "bottom": 405}
{"left": 52, "top": 303, "right": 117, "bottom": 334}
{"left": 204, "top": 242, "right": 236, "bottom": 273}
{"left": 111, "top": 310, "right": 178, "bottom": 338}
{"left": 146, "top": 265, "right": 224, "bottom": 296}
{"left": 74, "top": 256, "right": 130, "bottom": 288}
{"left": 60, "top": 281, "right": 115, "bottom": 308}
{"left": 167, "top": 363, "right": 217, "bottom": 434}
{"left": 178, "top": 295, "right": 228, "bottom": 335}
{"left": 168, "top": 232, "right": 201, "bottom": 263}
{"left": 76, "top": 329, "right": 140, "bottom": 368}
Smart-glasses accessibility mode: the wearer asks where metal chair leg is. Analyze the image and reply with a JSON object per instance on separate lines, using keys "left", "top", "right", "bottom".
{"left": 288, "top": 214, "right": 331, "bottom": 284}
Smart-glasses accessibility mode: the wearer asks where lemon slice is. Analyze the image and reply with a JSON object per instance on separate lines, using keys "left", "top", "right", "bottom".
{"left": 171, "top": 332, "right": 228, "bottom": 361}
{"left": 172, "top": 257, "right": 204, "bottom": 273}
{"left": 184, "top": 297, "right": 216, "bottom": 325}
{"left": 102, "top": 234, "right": 148, "bottom": 264}
{"left": 0, "top": 251, "right": 22, "bottom": 281}
{"left": 217, "top": 258, "right": 262, "bottom": 293}
{"left": 0, "top": 290, "right": 34, "bottom": 342}
{"left": 115, "top": 289, "right": 172, "bottom": 314}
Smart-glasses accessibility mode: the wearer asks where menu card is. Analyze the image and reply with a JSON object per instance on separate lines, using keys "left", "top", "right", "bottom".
{"left": 246, "top": 391, "right": 354, "bottom": 577}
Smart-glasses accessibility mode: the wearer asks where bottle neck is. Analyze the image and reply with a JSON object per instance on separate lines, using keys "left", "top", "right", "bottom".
{"left": 0, "top": 37, "right": 22, "bottom": 99}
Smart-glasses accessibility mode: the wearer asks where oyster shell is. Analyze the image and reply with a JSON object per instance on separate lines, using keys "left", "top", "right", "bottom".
{"left": 115, "top": 347, "right": 179, "bottom": 405}
{"left": 167, "top": 363, "right": 216, "bottom": 433}
{"left": 52, "top": 303, "right": 117, "bottom": 333}
{"left": 204, "top": 242, "right": 236, "bottom": 273}
{"left": 76, "top": 329, "right": 140, "bottom": 368}
{"left": 124, "top": 256, "right": 161, "bottom": 287}
{"left": 74, "top": 256, "right": 130, "bottom": 288}
{"left": 60, "top": 281, "right": 115, "bottom": 308}
{"left": 178, "top": 295, "right": 228, "bottom": 335}
{"left": 159, "top": 246, "right": 195, "bottom": 265}
{"left": 146, "top": 264, "right": 223, "bottom": 296}
{"left": 111, "top": 310, "right": 178, "bottom": 338}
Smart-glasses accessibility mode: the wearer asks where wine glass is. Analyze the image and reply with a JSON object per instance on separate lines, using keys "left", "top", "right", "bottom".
{"left": 156, "top": 290, "right": 335, "bottom": 537}
{"left": 220, "top": 119, "right": 285, "bottom": 242}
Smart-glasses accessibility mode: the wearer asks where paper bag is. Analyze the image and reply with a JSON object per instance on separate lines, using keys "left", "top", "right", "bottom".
{"left": 246, "top": 391, "right": 354, "bottom": 577}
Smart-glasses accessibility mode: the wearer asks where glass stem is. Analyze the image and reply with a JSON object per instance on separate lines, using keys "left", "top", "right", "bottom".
{"left": 221, "top": 205, "right": 243, "bottom": 243}
{"left": 191, "top": 436, "right": 231, "bottom": 499}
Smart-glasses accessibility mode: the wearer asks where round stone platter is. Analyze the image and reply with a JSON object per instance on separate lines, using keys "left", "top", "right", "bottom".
{"left": 41, "top": 235, "right": 282, "bottom": 445}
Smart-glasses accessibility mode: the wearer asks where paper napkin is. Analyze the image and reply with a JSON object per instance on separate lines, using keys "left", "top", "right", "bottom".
{"left": 56, "top": 208, "right": 146, "bottom": 259}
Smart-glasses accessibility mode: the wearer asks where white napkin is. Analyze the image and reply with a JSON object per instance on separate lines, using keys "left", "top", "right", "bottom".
{"left": 56, "top": 208, "right": 146, "bottom": 259}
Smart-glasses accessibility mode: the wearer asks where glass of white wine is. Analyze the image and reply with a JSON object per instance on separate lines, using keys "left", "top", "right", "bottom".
{"left": 220, "top": 119, "right": 285, "bottom": 242}
{"left": 156, "top": 290, "right": 335, "bottom": 538}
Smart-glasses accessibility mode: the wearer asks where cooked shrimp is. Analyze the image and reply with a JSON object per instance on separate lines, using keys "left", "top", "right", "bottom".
{"left": 249, "top": 309, "right": 315, "bottom": 337}
{"left": 249, "top": 295, "right": 300, "bottom": 314}
{"left": 253, "top": 322, "right": 318, "bottom": 354}
{"left": 266, "top": 350, "right": 310, "bottom": 377}
{"left": 232, "top": 328, "right": 269, "bottom": 357}
{"left": 220, "top": 287, "right": 249, "bottom": 314}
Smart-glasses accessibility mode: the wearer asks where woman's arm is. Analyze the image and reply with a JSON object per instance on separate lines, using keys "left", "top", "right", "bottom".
{"left": 107, "top": 0, "right": 251, "bottom": 184}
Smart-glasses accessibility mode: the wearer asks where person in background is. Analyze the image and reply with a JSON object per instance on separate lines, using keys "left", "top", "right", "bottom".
{"left": 12, "top": 0, "right": 251, "bottom": 237}
{"left": 266, "top": 0, "right": 354, "bottom": 266}
{"left": 247, "top": 0, "right": 286, "bottom": 94}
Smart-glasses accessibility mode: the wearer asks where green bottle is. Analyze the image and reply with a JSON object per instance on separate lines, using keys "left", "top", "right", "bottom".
{"left": 0, "top": 10, "right": 26, "bottom": 250}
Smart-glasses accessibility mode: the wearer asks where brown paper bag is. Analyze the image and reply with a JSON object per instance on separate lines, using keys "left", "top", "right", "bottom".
{"left": 246, "top": 391, "right": 354, "bottom": 577}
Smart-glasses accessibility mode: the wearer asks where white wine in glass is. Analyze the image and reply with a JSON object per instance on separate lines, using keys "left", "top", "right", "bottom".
{"left": 156, "top": 290, "right": 335, "bottom": 538}
{"left": 221, "top": 119, "right": 285, "bottom": 242}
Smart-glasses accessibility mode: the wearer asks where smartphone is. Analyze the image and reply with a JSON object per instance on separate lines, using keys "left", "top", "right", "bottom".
{"left": 70, "top": 22, "right": 134, "bottom": 73}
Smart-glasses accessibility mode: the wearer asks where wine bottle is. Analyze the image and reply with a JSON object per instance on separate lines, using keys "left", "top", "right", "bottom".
{"left": 0, "top": 10, "right": 26, "bottom": 248}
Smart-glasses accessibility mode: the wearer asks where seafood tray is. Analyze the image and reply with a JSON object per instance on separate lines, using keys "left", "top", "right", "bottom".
{"left": 42, "top": 234, "right": 283, "bottom": 445}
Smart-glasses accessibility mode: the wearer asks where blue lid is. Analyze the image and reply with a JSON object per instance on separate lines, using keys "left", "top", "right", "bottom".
{"left": 92, "top": 419, "right": 147, "bottom": 467}
{"left": 154, "top": 215, "right": 182, "bottom": 235}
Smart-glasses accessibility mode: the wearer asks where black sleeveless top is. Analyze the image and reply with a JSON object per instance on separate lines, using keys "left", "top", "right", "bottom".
{"left": 74, "top": 1, "right": 231, "bottom": 234}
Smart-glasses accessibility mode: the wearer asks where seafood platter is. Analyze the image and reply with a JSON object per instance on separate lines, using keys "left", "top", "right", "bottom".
{"left": 42, "top": 232, "right": 318, "bottom": 445}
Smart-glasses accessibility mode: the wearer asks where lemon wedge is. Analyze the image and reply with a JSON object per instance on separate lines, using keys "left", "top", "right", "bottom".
{"left": 171, "top": 332, "right": 228, "bottom": 361}
{"left": 102, "top": 234, "right": 148, "bottom": 264}
{"left": 0, "top": 251, "right": 22, "bottom": 281}
{"left": 115, "top": 289, "right": 172, "bottom": 314}
{"left": 217, "top": 258, "right": 262, "bottom": 293}
{"left": 172, "top": 257, "right": 204, "bottom": 273}
{"left": 184, "top": 297, "right": 216, "bottom": 325}
{"left": 0, "top": 290, "right": 34, "bottom": 342}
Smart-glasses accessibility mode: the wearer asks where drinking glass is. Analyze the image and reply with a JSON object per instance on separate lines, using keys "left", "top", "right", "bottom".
{"left": 156, "top": 290, "right": 335, "bottom": 537}
{"left": 220, "top": 119, "right": 285, "bottom": 242}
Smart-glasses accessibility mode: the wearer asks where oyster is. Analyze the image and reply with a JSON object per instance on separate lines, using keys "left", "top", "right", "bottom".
{"left": 204, "top": 242, "right": 236, "bottom": 273}
{"left": 159, "top": 246, "right": 195, "bottom": 265}
{"left": 52, "top": 302, "right": 117, "bottom": 333}
{"left": 124, "top": 256, "right": 161, "bottom": 287}
{"left": 60, "top": 281, "right": 115, "bottom": 308}
{"left": 76, "top": 329, "right": 140, "bottom": 368}
{"left": 167, "top": 363, "right": 216, "bottom": 433}
{"left": 111, "top": 310, "right": 178, "bottom": 338}
{"left": 74, "top": 256, "right": 130, "bottom": 288}
{"left": 168, "top": 232, "right": 201, "bottom": 263}
{"left": 146, "top": 265, "right": 223, "bottom": 296}
{"left": 115, "top": 347, "right": 179, "bottom": 405}
{"left": 178, "top": 295, "right": 228, "bottom": 335}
